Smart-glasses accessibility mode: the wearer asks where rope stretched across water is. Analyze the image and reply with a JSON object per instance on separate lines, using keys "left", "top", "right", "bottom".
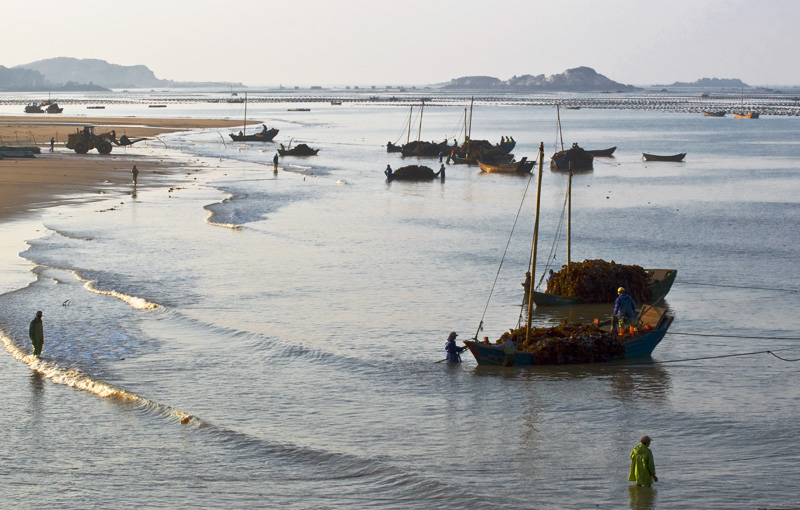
{"left": 628, "top": 346, "right": 800, "bottom": 364}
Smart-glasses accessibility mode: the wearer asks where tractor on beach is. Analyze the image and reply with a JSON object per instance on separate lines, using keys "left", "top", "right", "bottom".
{"left": 66, "top": 126, "right": 146, "bottom": 154}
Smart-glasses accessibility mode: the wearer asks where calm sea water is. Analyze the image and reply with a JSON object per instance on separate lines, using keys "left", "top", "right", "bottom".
{"left": 1, "top": 99, "right": 799, "bottom": 509}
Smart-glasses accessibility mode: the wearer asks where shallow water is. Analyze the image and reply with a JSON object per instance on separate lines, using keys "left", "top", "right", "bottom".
{"left": 1, "top": 100, "right": 799, "bottom": 509}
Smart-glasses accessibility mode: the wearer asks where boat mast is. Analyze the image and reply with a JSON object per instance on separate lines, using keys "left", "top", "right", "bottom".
{"left": 417, "top": 101, "right": 424, "bottom": 142}
{"left": 464, "top": 108, "right": 468, "bottom": 142}
{"left": 556, "top": 104, "right": 564, "bottom": 151}
{"left": 243, "top": 92, "right": 248, "bottom": 136}
{"left": 567, "top": 171, "right": 572, "bottom": 275}
{"left": 526, "top": 142, "right": 545, "bottom": 342}
{"left": 468, "top": 96, "right": 474, "bottom": 141}
{"left": 406, "top": 105, "right": 413, "bottom": 144}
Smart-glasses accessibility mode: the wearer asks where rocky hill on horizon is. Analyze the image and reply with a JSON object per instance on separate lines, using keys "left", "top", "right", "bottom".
{"left": 443, "top": 67, "right": 639, "bottom": 92}
{"left": 3, "top": 57, "right": 243, "bottom": 91}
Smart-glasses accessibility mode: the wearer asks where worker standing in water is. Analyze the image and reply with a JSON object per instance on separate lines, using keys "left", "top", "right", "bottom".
{"left": 629, "top": 435, "right": 658, "bottom": 487}
{"left": 29, "top": 311, "right": 44, "bottom": 356}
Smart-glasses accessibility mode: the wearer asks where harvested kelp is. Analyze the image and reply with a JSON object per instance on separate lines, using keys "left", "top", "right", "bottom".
{"left": 546, "top": 259, "right": 652, "bottom": 304}
{"left": 502, "top": 320, "right": 624, "bottom": 365}
{"left": 401, "top": 140, "right": 449, "bottom": 158}
{"left": 278, "top": 143, "right": 319, "bottom": 156}
{"left": 390, "top": 165, "right": 438, "bottom": 181}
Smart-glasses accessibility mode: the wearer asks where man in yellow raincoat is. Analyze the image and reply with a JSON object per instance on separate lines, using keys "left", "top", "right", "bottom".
{"left": 629, "top": 435, "right": 658, "bottom": 487}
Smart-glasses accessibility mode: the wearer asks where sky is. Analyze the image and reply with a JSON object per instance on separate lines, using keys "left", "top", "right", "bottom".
{"left": 3, "top": 0, "right": 799, "bottom": 87}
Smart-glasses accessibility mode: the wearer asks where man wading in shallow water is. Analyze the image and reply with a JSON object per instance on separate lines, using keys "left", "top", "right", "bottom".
{"left": 29, "top": 311, "right": 44, "bottom": 356}
{"left": 629, "top": 435, "right": 658, "bottom": 487}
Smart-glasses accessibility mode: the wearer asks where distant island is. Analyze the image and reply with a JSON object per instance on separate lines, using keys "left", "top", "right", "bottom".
{"left": 661, "top": 77, "right": 750, "bottom": 89}
{"left": 442, "top": 67, "right": 638, "bottom": 92}
{"left": 1, "top": 57, "right": 243, "bottom": 91}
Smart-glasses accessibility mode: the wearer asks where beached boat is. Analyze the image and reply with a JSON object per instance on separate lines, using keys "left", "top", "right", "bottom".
{"left": 585, "top": 146, "right": 616, "bottom": 157}
{"left": 278, "top": 143, "right": 319, "bottom": 156}
{"left": 478, "top": 157, "right": 534, "bottom": 174}
{"left": 24, "top": 103, "right": 44, "bottom": 114}
{"left": 642, "top": 153, "right": 686, "bottom": 162}
{"left": 45, "top": 102, "right": 63, "bottom": 114}
{"left": 550, "top": 105, "right": 593, "bottom": 171}
{"left": 702, "top": 110, "right": 726, "bottom": 117}
{"left": 463, "top": 143, "right": 674, "bottom": 366}
{"left": 229, "top": 93, "right": 280, "bottom": 142}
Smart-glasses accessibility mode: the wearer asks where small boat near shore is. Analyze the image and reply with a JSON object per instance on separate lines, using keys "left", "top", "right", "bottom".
{"left": 642, "top": 153, "right": 686, "bottom": 162}
{"left": 478, "top": 157, "right": 534, "bottom": 174}
{"left": 733, "top": 111, "right": 760, "bottom": 119}
{"left": 702, "top": 110, "right": 726, "bottom": 117}
{"left": 584, "top": 146, "right": 616, "bottom": 157}
{"left": 278, "top": 143, "right": 319, "bottom": 156}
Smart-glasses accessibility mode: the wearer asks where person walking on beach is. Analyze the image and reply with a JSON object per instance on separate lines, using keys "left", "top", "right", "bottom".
{"left": 29, "top": 311, "right": 44, "bottom": 356}
{"left": 50, "top": 137, "right": 55, "bottom": 152}
{"left": 273, "top": 153, "right": 279, "bottom": 172}
{"left": 629, "top": 435, "right": 658, "bottom": 487}
{"left": 444, "top": 331, "right": 465, "bottom": 363}
{"left": 132, "top": 165, "right": 139, "bottom": 188}
{"left": 614, "top": 286, "right": 636, "bottom": 335}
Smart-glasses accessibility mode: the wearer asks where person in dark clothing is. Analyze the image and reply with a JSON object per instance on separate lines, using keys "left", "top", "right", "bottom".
{"left": 273, "top": 153, "right": 279, "bottom": 172}
{"left": 444, "top": 331, "right": 465, "bottom": 363}
{"left": 29, "top": 311, "right": 44, "bottom": 356}
{"left": 384, "top": 165, "right": 393, "bottom": 180}
{"left": 437, "top": 164, "right": 446, "bottom": 181}
{"left": 614, "top": 287, "right": 637, "bottom": 334}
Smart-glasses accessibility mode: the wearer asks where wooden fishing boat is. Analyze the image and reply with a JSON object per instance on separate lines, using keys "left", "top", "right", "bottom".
{"left": 702, "top": 110, "right": 726, "bottom": 117}
{"left": 464, "top": 305, "right": 673, "bottom": 366}
{"left": 386, "top": 165, "right": 440, "bottom": 181}
{"left": 551, "top": 144, "right": 594, "bottom": 170}
{"left": 550, "top": 105, "right": 593, "bottom": 171}
{"left": 45, "top": 102, "right": 63, "bottom": 114}
{"left": 230, "top": 127, "right": 279, "bottom": 142}
{"left": 478, "top": 157, "right": 534, "bottom": 174}
{"left": 24, "top": 103, "right": 44, "bottom": 114}
{"left": 277, "top": 143, "right": 319, "bottom": 156}
{"left": 642, "top": 153, "right": 686, "bottom": 162}
{"left": 733, "top": 111, "right": 760, "bottom": 119}
{"left": 463, "top": 143, "right": 674, "bottom": 366}
{"left": 531, "top": 269, "right": 677, "bottom": 306}
{"left": 228, "top": 92, "right": 280, "bottom": 142}
{"left": 585, "top": 146, "right": 616, "bottom": 157}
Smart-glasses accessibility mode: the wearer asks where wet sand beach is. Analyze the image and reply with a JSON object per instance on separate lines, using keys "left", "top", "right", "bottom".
{"left": 0, "top": 116, "right": 243, "bottom": 220}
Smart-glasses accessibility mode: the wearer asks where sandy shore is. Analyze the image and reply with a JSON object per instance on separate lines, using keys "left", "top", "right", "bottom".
{"left": 0, "top": 116, "right": 245, "bottom": 221}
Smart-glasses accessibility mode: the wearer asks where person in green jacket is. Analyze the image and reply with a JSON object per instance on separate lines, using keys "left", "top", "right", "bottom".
{"left": 629, "top": 435, "right": 658, "bottom": 487}
{"left": 29, "top": 310, "right": 44, "bottom": 356}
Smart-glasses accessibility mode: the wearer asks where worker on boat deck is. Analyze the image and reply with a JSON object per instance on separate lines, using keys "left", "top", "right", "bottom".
{"left": 614, "top": 287, "right": 636, "bottom": 335}
{"left": 629, "top": 435, "right": 658, "bottom": 487}
{"left": 444, "top": 332, "right": 465, "bottom": 363}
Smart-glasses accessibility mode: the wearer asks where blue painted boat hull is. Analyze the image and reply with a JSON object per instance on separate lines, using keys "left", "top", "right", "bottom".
{"left": 463, "top": 316, "right": 673, "bottom": 366}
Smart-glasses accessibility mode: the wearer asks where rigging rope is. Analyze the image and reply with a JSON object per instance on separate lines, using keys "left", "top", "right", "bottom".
{"left": 474, "top": 171, "right": 536, "bottom": 340}
{"left": 534, "top": 182, "right": 570, "bottom": 290}
{"left": 674, "top": 281, "right": 797, "bottom": 293}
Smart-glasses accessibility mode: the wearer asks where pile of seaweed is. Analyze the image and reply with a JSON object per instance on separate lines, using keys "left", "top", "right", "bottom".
{"left": 391, "top": 165, "right": 437, "bottom": 181}
{"left": 457, "top": 139, "right": 510, "bottom": 163}
{"left": 547, "top": 259, "right": 652, "bottom": 303}
{"left": 503, "top": 321, "right": 624, "bottom": 365}
{"left": 401, "top": 140, "right": 447, "bottom": 158}
{"left": 283, "top": 143, "right": 318, "bottom": 155}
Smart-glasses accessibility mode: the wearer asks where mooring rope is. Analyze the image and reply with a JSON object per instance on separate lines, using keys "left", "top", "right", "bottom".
{"left": 675, "top": 281, "right": 797, "bottom": 293}
{"left": 474, "top": 170, "right": 536, "bottom": 340}
{"left": 669, "top": 331, "right": 800, "bottom": 340}
{"left": 628, "top": 346, "right": 800, "bottom": 365}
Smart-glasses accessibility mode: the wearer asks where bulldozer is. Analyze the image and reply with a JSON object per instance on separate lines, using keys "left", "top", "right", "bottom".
{"left": 66, "top": 126, "right": 146, "bottom": 154}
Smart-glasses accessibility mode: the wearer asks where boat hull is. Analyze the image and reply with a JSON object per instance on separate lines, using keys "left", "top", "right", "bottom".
{"left": 531, "top": 268, "right": 677, "bottom": 306}
{"left": 702, "top": 111, "right": 726, "bottom": 117}
{"left": 478, "top": 158, "right": 534, "bottom": 174}
{"left": 733, "top": 112, "right": 760, "bottom": 119}
{"left": 642, "top": 153, "right": 686, "bottom": 162}
{"left": 229, "top": 128, "right": 279, "bottom": 142}
{"left": 464, "top": 316, "right": 673, "bottom": 366}
{"left": 585, "top": 146, "right": 616, "bottom": 157}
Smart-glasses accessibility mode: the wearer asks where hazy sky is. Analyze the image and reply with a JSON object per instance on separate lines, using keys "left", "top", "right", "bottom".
{"left": 4, "top": 0, "right": 798, "bottom": 87}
